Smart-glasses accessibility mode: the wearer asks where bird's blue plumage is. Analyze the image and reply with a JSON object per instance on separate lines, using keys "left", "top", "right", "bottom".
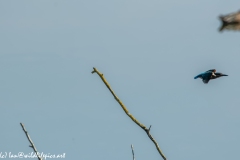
{"left": 194, "top": 74, "right": 202, "bottom": 79}
{"left": 194, "top": 69, "right": 227, "bottom": 84}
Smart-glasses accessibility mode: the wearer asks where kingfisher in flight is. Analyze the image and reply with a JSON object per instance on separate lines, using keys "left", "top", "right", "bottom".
{"left": 194, "top": 69, "right": 228, "bottom": 84}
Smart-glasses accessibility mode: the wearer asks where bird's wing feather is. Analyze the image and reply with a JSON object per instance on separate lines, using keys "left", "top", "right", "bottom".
{"left": 202, "top": 72, "right": 213, "bottom": 84}
{"left": 202, "top": 78, "right": 210, "bottom": 84}
{"left": 206, "top": 69, "right": 216, "bottom": 73}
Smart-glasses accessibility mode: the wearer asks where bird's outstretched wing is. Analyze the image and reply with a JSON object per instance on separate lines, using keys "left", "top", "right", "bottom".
{"left": 206, "top": 69, "right": 216, "bottom": 73}
{"left": 202, "top": 72, "right": 213, "bottom": 84}
{"left": 202, "top": 78, "right": 210, "bottom": 84}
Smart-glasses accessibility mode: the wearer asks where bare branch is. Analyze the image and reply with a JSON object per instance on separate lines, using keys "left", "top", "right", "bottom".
{"left": 131, "top": 144, "right": 135, "bottom": 160}
{"left": 92, "top": 67, "right": 167, "bottom": 160}
{"left": 20, "top": 123, "right": 42, "bottom": 160}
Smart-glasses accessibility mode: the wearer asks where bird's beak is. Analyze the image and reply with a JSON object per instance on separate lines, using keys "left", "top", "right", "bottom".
{"left": 222, "top": 74, "right": 228, "bottom": 76}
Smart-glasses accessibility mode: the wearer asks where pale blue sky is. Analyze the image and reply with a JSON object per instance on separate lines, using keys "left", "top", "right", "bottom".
{"left": 1, "top": 1, "right": 240, "bottom": 160}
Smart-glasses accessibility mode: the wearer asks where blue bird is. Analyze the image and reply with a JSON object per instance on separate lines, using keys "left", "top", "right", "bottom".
{"left": 194, "top": 69, "right": 228, "bottom": 84}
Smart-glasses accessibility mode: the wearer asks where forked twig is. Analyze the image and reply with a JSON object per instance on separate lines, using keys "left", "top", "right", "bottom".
{"left": 20, "top": 123, "right": 42, "bottom": 160}
{"left": 92, "top": 67, "right": 167, "bottom": 160}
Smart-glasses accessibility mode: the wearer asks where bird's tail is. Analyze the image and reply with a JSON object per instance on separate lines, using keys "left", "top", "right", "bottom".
{"left": 194, "top": 74, "right": 201, "bottom": 79}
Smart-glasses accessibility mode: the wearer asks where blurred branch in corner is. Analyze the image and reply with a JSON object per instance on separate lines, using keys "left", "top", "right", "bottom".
{"left": 219, "top": 10, "right": 240, "bottom": 32}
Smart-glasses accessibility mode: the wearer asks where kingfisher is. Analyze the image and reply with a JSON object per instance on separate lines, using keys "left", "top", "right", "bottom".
{"left": 194, "top": 69, "right": 228, "bottom": 84}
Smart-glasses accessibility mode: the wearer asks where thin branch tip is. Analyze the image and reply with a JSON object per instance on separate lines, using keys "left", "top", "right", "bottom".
{"left": 91, "top": 67, "right": 97, "bottom": 74}
{"left": 131, "top": 144, "right": 135, "bottom": 160}
{"left": 149, "top": 125, "right": 152, "bottom": 131}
